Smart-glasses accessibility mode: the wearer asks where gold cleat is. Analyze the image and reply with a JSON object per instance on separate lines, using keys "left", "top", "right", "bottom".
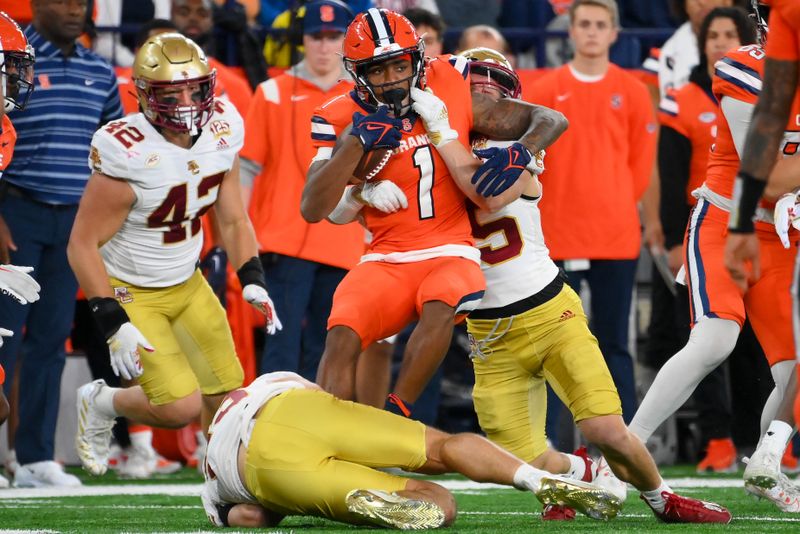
{"left": 346, "top": 489, "right": 446, "bottom": 530}
{"left": 536, "top": 475, "right": 622, "bottom": 521}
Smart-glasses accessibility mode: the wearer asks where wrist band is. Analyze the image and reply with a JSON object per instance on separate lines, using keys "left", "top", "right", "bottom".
{"left": 237, "top": 256, "right": 266, "bottom": 289}
{"left": 89, "top": 297, "right": 130, "bottom": 340}
{"left": 729, "top": 172, "right": 767, "bottom": 233}
{"left": 217, "top": 503, "right": 235, "bottom": 527}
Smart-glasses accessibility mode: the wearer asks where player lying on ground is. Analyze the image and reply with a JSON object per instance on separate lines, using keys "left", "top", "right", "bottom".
{"left": 200, "top": 371, "right": 624, "bottom": 529}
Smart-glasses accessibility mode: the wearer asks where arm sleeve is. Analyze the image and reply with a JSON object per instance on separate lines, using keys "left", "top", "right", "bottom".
{"left": 327, "top": 185, "right": 363, "bottom": 225}
{"left": 628, "top": 82, "right": 658, "bottom": 200}
{"left": 720, "top": 95, "right": 756, "bottom": 159}
{"left": 658, "top": 125, "right": 692, "bottom": 248}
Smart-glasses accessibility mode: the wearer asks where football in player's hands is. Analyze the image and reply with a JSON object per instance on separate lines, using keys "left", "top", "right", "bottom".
{"left": 336, "top": 124, "right": 393, "bottom": 182}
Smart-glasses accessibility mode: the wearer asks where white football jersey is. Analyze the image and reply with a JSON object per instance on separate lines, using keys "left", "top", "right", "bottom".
{"left": 88, "top": 98, "right": 243, "bottom": 287}
{"left": 204, "top": 372, "right": 312, "bottom": 508}
{"left": 471, "top": 139, "right": 559, "bottom": 310}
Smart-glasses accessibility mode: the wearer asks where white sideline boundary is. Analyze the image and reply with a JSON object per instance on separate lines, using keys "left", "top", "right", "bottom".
{"left": 0, "top": 477, "right": 744, "bottom": 500}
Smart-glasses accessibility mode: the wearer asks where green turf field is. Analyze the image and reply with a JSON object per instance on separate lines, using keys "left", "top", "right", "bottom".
{"left": 0, "top": 465, "right": 798, "bottom": 533}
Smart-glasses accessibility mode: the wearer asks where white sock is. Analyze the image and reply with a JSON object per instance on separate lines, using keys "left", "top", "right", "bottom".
{"left": 629, "top": 318, "right": 739, "bottom": 441}
{"left": 565, "top": 453, "right": 587, "bottom": 481}
{"left": 129, "top": 428, "right": 153, "bottom": 450}
{"left": 641, "top": 480, "right": 672, "bottom": 513}
{"left": 513, "top": 463, "right": 546, "bottom": 493}
{"left": 95, "top": 385, "right": 120, "bottom": 418}
{"left": 759, "top": 420, "right": 793, "bottom": 456}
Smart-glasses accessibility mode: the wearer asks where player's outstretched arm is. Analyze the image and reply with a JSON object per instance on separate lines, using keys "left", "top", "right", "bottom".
{"left": 67, "top": 172, "right": 135, "bottom": 300}
{"left": 471, "top": 92, "right": 568, "bottom": 155}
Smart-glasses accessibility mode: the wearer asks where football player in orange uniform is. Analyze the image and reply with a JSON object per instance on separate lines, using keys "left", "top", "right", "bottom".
{"left": 633, "top": 5, "right": 800, "bottom": 510}
{"left": 726, "top": 2, "right": 800, "bottom": 462}
{"left": 301, "top": 8, "right": 567, "bottom": 412}
{"left": 0, "top": 11, "right": 41, "bottom": 489}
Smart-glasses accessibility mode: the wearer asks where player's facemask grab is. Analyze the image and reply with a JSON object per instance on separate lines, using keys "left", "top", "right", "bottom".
{"left": 133, "top": 33, "right": 216, "bottom": 135}
{"left": 343, "top": 8, "right": 425, "bottom": 117}
{"left": 0, "top": 12, "right": 35, "bottom": 112}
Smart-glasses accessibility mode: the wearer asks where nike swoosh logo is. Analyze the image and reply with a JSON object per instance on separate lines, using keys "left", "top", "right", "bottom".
{"left": 556, "top": 93, "right": 570, "bottom": 102}
{"left": 85, "top": 79, "right": 95, "bottom": 86}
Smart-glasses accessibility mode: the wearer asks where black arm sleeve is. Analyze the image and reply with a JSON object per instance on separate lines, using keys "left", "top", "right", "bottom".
{"left": 658, "top": 125, "right": 693, "bottom": 249}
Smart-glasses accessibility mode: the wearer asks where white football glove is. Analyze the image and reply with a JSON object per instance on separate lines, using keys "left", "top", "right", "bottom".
{"left": 0, "top": 327, "right": 12, "bottom": 348}
{"left": 360, "top": 180, "right": 408, "bottom": 213}
{"left": 107, "top": 322, "right": 153, "bottom": 380}
{"left": 528, "top": 149, "right": 546, "bottom": 176}
{"left": 242, "top": 284, "right": 283, "bottom": 335}
{"left": 410, "top": 87, "right": 458, "bottom": 147}
{"left": 774, "top": 192, "right": 800, "bottom": 249}
{"left": 0, "top": 265, "right": 41, "bottom": 305}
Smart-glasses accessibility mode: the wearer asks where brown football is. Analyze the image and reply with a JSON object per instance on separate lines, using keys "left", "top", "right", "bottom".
{"left": 335, "top": 124, "right": 393, "bottom": 183}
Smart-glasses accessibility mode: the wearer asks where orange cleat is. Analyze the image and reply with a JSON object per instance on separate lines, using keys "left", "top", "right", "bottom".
{"left": 696, "top": 438, "right": 738, "bottom": 474}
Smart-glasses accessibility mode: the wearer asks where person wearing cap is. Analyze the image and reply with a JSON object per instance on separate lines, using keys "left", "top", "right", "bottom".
{"left": 240, "top": 0, "right": 364, "bottom": 381}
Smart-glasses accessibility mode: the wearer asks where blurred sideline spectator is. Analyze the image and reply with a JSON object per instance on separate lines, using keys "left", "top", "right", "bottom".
{"left": 404, "top": 7, "right": 444, "bottom": 57}
{"left": 528, "top": 0, "right": 656, "bottom": 429}
{"left": 212, "top": 0, "right": 269, "bottom": 88}
{"left": 93, "top": 0, "right": 170, "bottom": 67}
{"left": 241, "top": 0, "right": 363, "bottom": 380}
{"left": 172, "top": 0, "right": 254, "bottom": 115}
{"left": 647, "top": 0, "right": 734, "bottom": 98}
{"left": 258, "top": 0, "right": 372, "bottom": 29}
{"left": 215, "top": 0, "right": 261, "bottom": 24}
{"left": 262, "top": 0, "right": 373, "bottom": 68}
{"left": 1, "top": 0, "right": 122, "bottom": 488}
{"left": 438, "top": 0, "right": 501, "bottom": 28}
{"left": 456, "top": 25, "right": 512, "bottom": 62}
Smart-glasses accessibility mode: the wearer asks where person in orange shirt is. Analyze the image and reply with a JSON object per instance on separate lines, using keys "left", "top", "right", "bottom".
{"left": 171, "top": 0, "right": 253, "bottom": 116}
{"left": 526, "top": 0, "right": 656, "bottom": 425}
{"left": 649, "top": 6, "right": 759, "bottom": 475}
{"left": 240, "top": 0, "right": 362, "bottom": 380}
{"left": 302, "top": 8, "right": 567, "bottom": 413}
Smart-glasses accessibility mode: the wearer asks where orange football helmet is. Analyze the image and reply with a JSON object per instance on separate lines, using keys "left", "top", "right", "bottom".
{"left": 0, "top": 11, "right": 34, "bottom": 112}
{"left": 343, "top": 8, "right": 425, "bottom": 113}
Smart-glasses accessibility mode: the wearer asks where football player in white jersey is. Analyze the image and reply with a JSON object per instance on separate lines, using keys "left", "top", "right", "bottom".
{"left": 406, "top": 47, "right": 731, "bottom": 524}
{"left": 68, "top": 33, "right": 281, "bottom": 477}
{"left": 200, "top": 371, "right": 626, "bottom": 530}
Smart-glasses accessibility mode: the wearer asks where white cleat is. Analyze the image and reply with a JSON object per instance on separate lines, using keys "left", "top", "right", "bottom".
{"left": 744, "top": 449, "right": 782, "bottom": 490}
{"left": 117, "top": 444, "right": 156, "bottom": 479}
{"left": 346, "top": 489, "right": 446, "bottom": 530}
{"left": 594, "top": 456, "right": 629, "bottom": 504}
{"left": 746, "top": 472, "right": 800, "bottom": 513}
{"left": 536, "top": 474, "right": 622, "bottom": 520}
{"left": 13, "top": 461, "right": 81, "bottom": 488}
{"left": 75, "top": 379, "right": 115, "bottom": 476}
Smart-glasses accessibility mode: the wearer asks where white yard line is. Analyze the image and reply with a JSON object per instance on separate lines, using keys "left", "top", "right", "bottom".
{"left": 0, "top": 477, "right": 744, "bottom": 500}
